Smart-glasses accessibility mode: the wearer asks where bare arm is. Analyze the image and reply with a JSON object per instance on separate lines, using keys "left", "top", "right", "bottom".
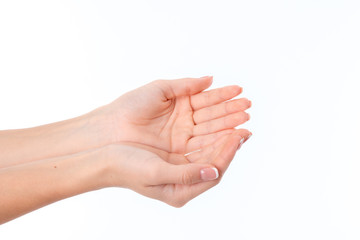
{"left": 0, "top": 147, "right": 109, "bottom": 224}
{"left": 0, "top": 129, "right": 250, "bottom": 225}
{"left": 0, "top": 77, "right": 251, "bottom": 224}
{"left": 0, "top": 77, "right": 251, "bottom": 169}
{"left": 0, "top": 112, "right": 115, "bottom": 168}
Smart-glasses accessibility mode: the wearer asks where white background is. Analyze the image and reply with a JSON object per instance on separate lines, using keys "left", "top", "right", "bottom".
{"left": 0, "top": 0, "right": 359, "bottom": 239}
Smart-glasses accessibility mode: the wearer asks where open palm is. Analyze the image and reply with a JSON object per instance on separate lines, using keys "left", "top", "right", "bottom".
{"left": 108, "top": 77, "right": 251, "bottom": 154}
{"left": 111, "top": 128, "right": 250, "bottom": 207}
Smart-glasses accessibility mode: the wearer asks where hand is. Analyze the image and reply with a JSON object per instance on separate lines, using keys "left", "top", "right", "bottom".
{"left": 0, "top": 77, "right": 251, "bottom": 172}
{"left": 104, "top": 129, "right": 251, "bottom": 207}
{"left": 0, "top": 76, "right": 253, "bottom": 223}
{"left": 100, "top": 76, "right": 251, "bottom": 154}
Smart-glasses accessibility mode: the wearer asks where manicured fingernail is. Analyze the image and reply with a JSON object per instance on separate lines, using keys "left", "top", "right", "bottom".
{"left": 245, "top": 132, "right": 252, "bottom": 142}
{"left": 200, "top": 167, "right": 219, "bottom": 181}
{"left": 237, "top": 138, "right": 245, "bottom": 150}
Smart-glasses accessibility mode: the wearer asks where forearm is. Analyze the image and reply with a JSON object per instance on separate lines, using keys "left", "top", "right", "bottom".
{"left": 0, "top": 109, "right": 116, "bottom": 168}
{"left": 0, "top": 147, "right": 110, "bottom": 224}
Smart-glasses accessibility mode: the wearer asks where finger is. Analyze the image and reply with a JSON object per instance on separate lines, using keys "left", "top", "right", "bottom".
{"left": 153, "top": 162, "right": 219, "bottom": 185}
{"left": 154, "top": 76, "right": 213, "bottom": 100}
{"left": 186, "top": 129, "right": 235, "bottom": 153}
{"left": 193, "top": 111, "right": 250, "bottom": 136}
{"left": 186, "top": 129, "right": 251, "bottom": 163}
{"left": 168, "top": 131, "right": 250, "bottom": 206}
{"left": 190, "top": 85, "right": 242, "bottom": 111}
{"left": 193, "top": 98, "right": 252, "bottom": 124}
{"left": 190, "top": 132, "right": 247, "bottom": 194}
{"left": 186, "top": 134, "right": 230, "bottom": 162}
{"left": 210, "top": 131, "right": 246, "bottom": 172}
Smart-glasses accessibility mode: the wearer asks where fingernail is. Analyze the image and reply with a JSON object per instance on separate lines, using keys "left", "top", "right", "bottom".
{"left": 237, "top": 138, "right": 245, "bottom": 150}
{"left": 245, "top": 132, "right": 252, "bottom": 142}
{"left": 200, "top": 167, "right": 219, "bottom": 181}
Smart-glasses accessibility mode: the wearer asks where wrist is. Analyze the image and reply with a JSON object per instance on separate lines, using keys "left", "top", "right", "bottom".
{"left": 97, "top": 143, "right": 139, "bottom": 189}
{"left": 95, "top": 144, "right": 125, "bottom": 188}
{"left": 82, "top": 146, "right": 116, "bottom": 190}
{"left": 86, "top": 105, "right": 122, "bottom": 143}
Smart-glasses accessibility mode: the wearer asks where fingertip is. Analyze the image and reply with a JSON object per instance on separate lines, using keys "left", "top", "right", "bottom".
{"left": 199, "top": 76, "right": 213, "bottom": 87}
{"left": 231, "top": 85, "right": 243, "bottom": 95}
{"left": 223, "top": 85, "right": 242, "bottom": 99}
{"left": 199, "top": 75, "right": 213, "bottom": 79}
{"left": 200, "top": 167, "right": 219, "bottom": 181}
{"left": 213, "top": 135, "right": 239, "bottom": 171}
{"left": 245, "top": 132, "right": 252, "bottom": 142}
{"left": 233, "top": 129, "right": 252, "bottom": 147}
{"left": 239, "top": 98, "right": 251, "bottom": 108}
{"left": 236, "top": 85, "right": 243, "bottom": 94}
{"left": 232, "top": 129, "right": 252, "bottom": 139}
{"left": 231, "top": 134, "right": 244, "bottom": 149}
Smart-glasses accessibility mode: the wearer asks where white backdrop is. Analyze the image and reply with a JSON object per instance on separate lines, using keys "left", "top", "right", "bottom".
{"left": 1, "top": 1, "right": 360, "bottom": 239}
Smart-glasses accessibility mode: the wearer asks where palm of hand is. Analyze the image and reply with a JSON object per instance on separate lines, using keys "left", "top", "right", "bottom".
{"left": 112, "top": 77, "right": 251, "bottom": 155}
{"left": 118, "top": 129, "right": 245, "bottom": 207}
{"left": 107, "top": 77, "right": 252, "bottom": 207}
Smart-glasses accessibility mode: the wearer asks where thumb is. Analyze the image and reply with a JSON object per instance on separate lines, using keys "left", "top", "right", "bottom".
{"left": 156, "top": 162, "right": 219, "bottom": 185}
{"left": 155, "top": 76, "right": 213, "bottom": 99}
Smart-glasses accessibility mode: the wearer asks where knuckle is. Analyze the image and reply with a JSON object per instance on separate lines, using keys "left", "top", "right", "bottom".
{"left": 146, "top": 162, "right": 162, "bottom": 185}
{"left": 223, "top": 114, "right": 230, "bottom": 127}
{"left": 184, "top": 84, "right": 192, "bottom": 95}
{"left": 206, "top": 120, "right": 213, "bottom": 133}
{"left": 151, "top": 79, "right": 164, "bottom": 86}
{"left": 151, "top": 79, "right": 174, "bottom": 99}
{"left": 225, "top": 101, "right": 232, "bottom": 113}
{"left": 207, "top": 107, "right": 214, "bottom": 121}
{"left": 180, "top": 170, "right": 194, "bottom": 185}
{"left": 218, "top": 88, "right": 228, "bottom": 101}
{"left": 233, "top": 112, "right": 246, "bottom": 123}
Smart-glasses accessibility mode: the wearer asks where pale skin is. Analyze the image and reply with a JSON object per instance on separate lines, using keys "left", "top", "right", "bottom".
{"left": 0, "top": 76, "right": 252, "bottom": 224}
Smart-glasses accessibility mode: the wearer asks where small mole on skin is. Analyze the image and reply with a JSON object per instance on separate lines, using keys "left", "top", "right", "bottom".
{"left": 54, "top": 166, "right": 57, "bottom": 168}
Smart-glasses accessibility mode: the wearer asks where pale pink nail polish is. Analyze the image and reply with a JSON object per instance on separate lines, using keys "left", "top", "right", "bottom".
{"left": 200, "top": 167, "right": 219, "bottom": 181}
{"left": 245, "top": 132, "right": 252, "bottom": 142}
{"left": 237, "top": 138, "right": 245, "bottom": 150}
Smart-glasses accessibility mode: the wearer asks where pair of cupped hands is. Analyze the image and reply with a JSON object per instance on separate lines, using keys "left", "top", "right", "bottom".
{"left": 98, "top": 76, "right": 252, "bottom": 207}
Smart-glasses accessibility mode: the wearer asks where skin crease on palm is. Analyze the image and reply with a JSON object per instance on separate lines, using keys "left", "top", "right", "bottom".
{"left": 101, "top": 76, "right": 252, "bottom": 155}
{"left": 111, "top": 129, "right": 252, "bottom": 207}
{"left": 98, "top": 76, "right": 253, "bottom": 207}
{"left": 0, "top": 76, "right": 252, "bottom": 223}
